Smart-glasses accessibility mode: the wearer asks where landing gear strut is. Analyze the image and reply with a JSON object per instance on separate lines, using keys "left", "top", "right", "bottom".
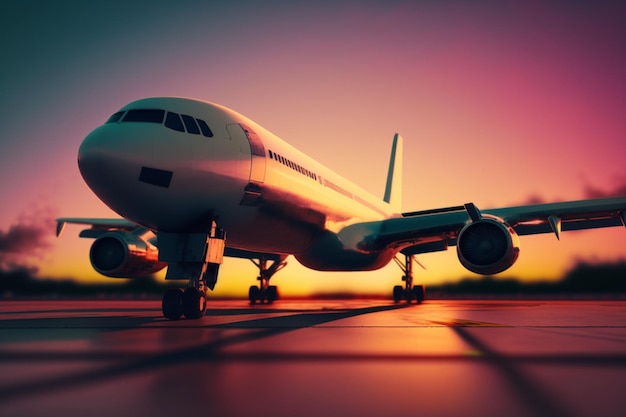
{"left": 160, "top": 222, "right": 225, "bottom": 320}
{"left": 248, "top": 256, "right": 287, "bottom": 304}
{"left": 392, "top": 253, "right": 425, "bottom": 303}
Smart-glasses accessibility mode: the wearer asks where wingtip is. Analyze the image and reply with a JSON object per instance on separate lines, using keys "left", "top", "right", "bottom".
{"left": 56, "top": 221, "right": 66, "bottom": 237}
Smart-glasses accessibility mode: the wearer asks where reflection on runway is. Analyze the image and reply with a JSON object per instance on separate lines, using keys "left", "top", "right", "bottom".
{"left": 1, "top": 300, "right": 626, "bottom": 417}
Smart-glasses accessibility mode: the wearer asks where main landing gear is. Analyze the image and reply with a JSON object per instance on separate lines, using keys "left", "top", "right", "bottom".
{"left": 393, "top": 253, "right": 426, "bottom": 303}
{"left": 248, "top": 256, "right": 287, "bottom": 304}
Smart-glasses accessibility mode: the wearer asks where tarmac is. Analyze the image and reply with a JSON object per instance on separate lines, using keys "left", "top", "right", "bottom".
{"left": 0, "top": 299, "right": 625, "bottom": 417}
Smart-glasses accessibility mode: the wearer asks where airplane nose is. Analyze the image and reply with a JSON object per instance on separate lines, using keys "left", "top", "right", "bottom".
{"left": 78, "top": 127, "right": 124, "bottom": 196}
{"left": 76, "top": 110, "right": 254, "bottom": 233}
{"left": 76, "top": 123, "right": 205, "bottom": 230}
{"left": 78, "top": 125, "right": 156, "bottom": 213}
{"left": 78, "top": 128, "right": 107, "bottom": 192}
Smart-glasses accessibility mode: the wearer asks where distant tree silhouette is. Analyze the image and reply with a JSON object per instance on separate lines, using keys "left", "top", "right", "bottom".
{"left": 561, "top": 262, "right": 626, "bottom": 292}
{"left": 0, "top": 267, "right": 176, "bottom": 297}
{"left": 1, "top": 261, "right": 625, "bottom": 298}
{"left": 429, "top": 261, "right": 626, "bottom": 296}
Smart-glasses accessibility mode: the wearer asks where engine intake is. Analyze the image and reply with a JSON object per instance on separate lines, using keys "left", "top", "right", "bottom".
{"left": 456, "top": 217, "right": 520, "bottom": 275}
{"left": 89, "top": 232, "right": 166, "bottom": 278}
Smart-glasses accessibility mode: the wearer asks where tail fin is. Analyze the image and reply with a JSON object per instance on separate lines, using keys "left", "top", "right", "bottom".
{"left": 383, "top": 133, "right": 403, "bottom": 212}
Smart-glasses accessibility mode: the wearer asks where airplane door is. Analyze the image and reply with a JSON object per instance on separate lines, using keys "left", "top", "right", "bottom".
{"left": 226, "top": 123, "right": 266, "bottom": 184}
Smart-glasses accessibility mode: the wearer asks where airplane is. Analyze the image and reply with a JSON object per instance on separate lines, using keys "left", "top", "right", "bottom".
{"left": 56, "top": 97, "right": 626, "bottom": 320}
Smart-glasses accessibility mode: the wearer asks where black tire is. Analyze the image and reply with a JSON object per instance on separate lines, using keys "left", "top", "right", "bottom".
{"left": 162, "top": 288, "right": 184, "bottom": 320}
{"left": 182, "top": 287, "right": 206, "bottom": 319}
{"left": 412, "top": 285, "right": 426, "bottom": 304}
{"left": 249, "top": 285, "right": 260, "bottom": 304}
{"left": 267, "top": 285, "right": 279, "bottom": 303}
{"left": 393, "top": 285, "right": 403, "bottom": 302}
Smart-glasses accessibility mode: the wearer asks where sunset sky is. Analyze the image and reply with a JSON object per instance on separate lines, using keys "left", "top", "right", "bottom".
{"left": 1, "top": 1, "right": 625, "bottom": 296}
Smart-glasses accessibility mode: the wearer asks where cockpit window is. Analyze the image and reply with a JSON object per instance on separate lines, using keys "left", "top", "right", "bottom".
{"left": 123, "top": 109, "right": 165, "bottom": 123}
{"left": 181, "top": 114, "right": 200, "bottom": 134}
{"left": 110, "top": 107, "right": 214, "bottom": 138}
{"left": 196, "top": 119, "right": 214, "bottom": 137}
{"left": 105, "top": 111, "right": 125, "bottom": 124}
{"left": 165, "top": 112, "right": 185, "bottom": 132}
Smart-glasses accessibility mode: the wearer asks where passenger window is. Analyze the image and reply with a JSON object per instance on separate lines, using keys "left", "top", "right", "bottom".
{"left": 123, "top": 109, "right": 165, "bottom": 123}
{"left": 196, "top": 119, "right": 214, "bottom": 137}
{"left": 106, "top": 111, "right": 125, "bottom": 124}
{"left": 165, "top": 112, "right": 185, "bottom": 132}
{"left": 181, "top": 115, "right": 200, "bottom": 134}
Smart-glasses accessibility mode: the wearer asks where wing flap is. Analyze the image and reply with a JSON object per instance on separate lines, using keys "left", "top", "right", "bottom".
{"left": 514, "top": 217, "right": 624, "bottom": 236}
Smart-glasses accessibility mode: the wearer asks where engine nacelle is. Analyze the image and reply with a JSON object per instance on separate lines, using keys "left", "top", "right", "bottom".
{"left": 456, "top": 216, "right": 520, "bottom": 275}
{"left": 89, "top": 232, "right": 166, "bottom": 278}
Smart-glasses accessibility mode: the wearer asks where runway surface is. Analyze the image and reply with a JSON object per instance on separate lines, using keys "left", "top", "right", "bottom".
{"left": 1, "top": 299, "right": 625, "bottom": 417}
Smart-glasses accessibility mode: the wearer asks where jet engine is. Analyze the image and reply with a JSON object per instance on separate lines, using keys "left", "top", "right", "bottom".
{"left": 456, "top": 217, "right": 520, "bottom": 275}
{"left": 89, "top": 232, "right": 166, "bottom": 278}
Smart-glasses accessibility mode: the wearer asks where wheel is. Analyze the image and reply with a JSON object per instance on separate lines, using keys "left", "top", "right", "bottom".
{"left": 267, "top": 285, "right": 279, "bottom": 303}
{"left": 249, "top": 285, "right": 260, "bottom": 304}
{"left": 412, "top": 285, "right": 426, "bottom": 304}
{"left": 162, "top": 288, "right": 183, "bottom": 320}
{"left": 393, "top": 285, "right": 403, "bottom": 302}
{"left": 182, "top": 287, "right": 206, "bottom": 319}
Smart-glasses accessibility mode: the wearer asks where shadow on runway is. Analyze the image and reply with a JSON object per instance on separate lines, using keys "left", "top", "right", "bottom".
{"left": 0, "top": 302, "right": 412, "bottom": 404}
{"left": 453, "top": 326, "right": 575, "bottom": 417}
{"left": 211, "top": 303, "right": 411, "bottom": 328}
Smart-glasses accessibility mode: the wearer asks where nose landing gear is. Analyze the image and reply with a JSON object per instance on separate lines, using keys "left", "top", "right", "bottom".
{"left": 159, "top": 222, "right": 224, "bottom": 320}
{"left": 162, "top": 285, "right": 208, "bottom": 320}
{"left": 182, "top": 285, "right": 207, "bottom": 319}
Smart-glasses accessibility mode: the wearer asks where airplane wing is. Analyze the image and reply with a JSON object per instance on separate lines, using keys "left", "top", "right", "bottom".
{"left": 350, "top": 196, "right": 626, "bottom": 256}
{"left": 56, "top": 217, "right": 284, "bottom": 260}
{"left": 56, "top": 218, "right": 141, "bottom": 237}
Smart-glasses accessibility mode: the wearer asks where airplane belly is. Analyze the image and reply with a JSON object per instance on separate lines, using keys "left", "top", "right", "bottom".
{"left": 296, "top": 231, "right": 396, "bottom": 271}
{"left": 224, "top": 214, "right": 319, "bottom": 255}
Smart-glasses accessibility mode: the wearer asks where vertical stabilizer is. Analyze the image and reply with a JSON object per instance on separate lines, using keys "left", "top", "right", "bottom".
{"left": 383, "top": 133, "right": 403, "bottom": 211}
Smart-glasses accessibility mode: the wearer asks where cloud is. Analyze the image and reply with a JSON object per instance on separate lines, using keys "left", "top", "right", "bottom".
{"left": 516, "top": 193, "right": 548, "bottom": 205}
{"left": 0, "top": 205, "right": 58, "bottom": 271}
{"left": 0, "top": 223, "right": 49, "bottom": 254}
{"left": 514, "top": 177, "right": 626, "bottom": 207}
{"left": 584, "top": 177, "right": 626, "bottom": 199}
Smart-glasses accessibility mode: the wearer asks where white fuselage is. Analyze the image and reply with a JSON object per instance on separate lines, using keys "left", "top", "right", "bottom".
{"left": 78, "top": 98, "right": 401, "bottom": 271}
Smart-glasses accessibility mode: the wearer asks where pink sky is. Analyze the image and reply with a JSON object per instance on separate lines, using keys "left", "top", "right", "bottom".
{"left": 1, "top": 1, "right": 625, "bottom": 296}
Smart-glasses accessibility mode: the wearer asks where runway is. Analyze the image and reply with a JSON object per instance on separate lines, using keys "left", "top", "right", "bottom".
{"left": 1, "top": 299, "right": 625, "bottom": 417}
